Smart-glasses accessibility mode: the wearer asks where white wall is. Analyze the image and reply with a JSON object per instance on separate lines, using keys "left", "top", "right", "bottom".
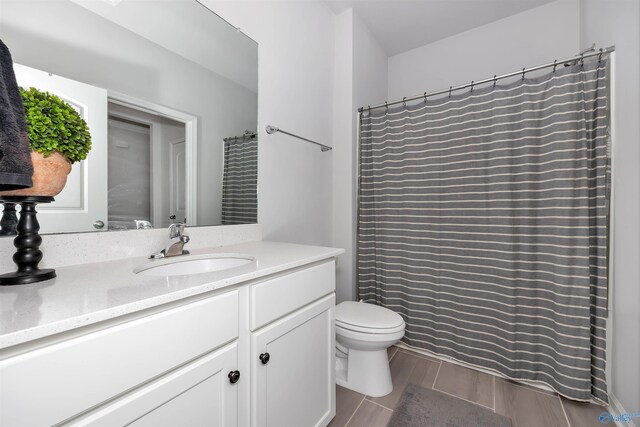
{"left": 0, "top": 224, "right": 262, "bottom": 270}
{"left": 331, "top": 9, "right": 388, "bottom": 303}
{"left": 332, "top": 9, "right": 356, "bottom": 303}
{"left": 388, "top": 0, "right": 581, "bottom": 99}
{"left": 580, "top": 0, "right": 640, "bottom": 413}
{"left": 200, "top": 0, "right": 336, "bottom": 247}
{"left": 0, "top": 0, "right": 257, "bottom": 227}
{"left": 350, "top": 13, "right": 388, "bottom": 302}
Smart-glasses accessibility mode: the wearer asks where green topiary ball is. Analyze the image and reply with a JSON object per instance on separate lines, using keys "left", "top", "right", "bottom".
{"left": 19, "top": 86, "right": 92, "bottom": 164}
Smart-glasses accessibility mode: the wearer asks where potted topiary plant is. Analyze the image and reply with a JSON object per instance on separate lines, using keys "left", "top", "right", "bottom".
{"left": 0, "top": 86, "right": 92, "bottom": 197}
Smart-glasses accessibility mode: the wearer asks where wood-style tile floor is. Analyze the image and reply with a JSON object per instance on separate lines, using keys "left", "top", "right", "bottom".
{"left": 329, "top": 346, "right": 608, "bottom": 427}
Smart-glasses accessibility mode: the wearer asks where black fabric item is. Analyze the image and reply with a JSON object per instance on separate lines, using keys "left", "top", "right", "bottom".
{"left": 387, "top": 384, "right": 512, "bottom": 427}
{"left": 0, "top": 39, "right": 33, "bottom": 191}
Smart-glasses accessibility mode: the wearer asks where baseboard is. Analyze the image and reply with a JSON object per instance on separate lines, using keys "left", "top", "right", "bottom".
{"left": 608, "top": 393, "right": 637, "bottom": 427}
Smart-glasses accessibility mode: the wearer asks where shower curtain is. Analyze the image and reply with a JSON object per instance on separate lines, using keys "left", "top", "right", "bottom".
{"left": 221, "top": 137, "right": 257, "bottom": 225}
{"left": 357, "top": 59, "right": 610, "bottom": 403}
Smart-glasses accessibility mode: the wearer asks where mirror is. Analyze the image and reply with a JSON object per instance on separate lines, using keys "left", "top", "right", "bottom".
{"left": 0, "top": 0, "right": 258, "bottom": 234}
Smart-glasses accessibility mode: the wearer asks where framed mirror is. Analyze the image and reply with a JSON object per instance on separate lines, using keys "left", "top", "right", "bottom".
{"left": 0, "top": 0, "right": 258, "bottom": 234}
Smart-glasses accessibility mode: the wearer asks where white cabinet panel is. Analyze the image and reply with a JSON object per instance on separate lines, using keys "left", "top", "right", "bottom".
{"left": 250, "top": 261, "right": 335, "bottom": 330}
{"left": 0, "top": 290, "right": 238, "bottom": 426}
{"left": 251, "top": 294, "right": 335, "bottom": 427}
{"left": 72, "top": 342, "right": 239, "bottom": 427}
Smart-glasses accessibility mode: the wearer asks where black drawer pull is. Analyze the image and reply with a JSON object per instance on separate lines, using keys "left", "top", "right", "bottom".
{"left": 259, "top": 352, "right": 270, "bottom": 365}
{"left": 228, "top": 370, "right": 240, "bottom": 384}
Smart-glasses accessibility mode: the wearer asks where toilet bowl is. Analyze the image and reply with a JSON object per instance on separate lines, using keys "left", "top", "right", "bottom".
{"left": 335, "top": 301, "right": 405, "bottom": 397}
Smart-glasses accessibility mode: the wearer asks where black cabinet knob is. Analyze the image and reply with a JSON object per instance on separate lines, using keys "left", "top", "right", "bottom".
{"left": 228, "top": 370, "right": 240, "bottom": 384}
{"left": 259, "top": 352, "right": 270, "bottom": 365}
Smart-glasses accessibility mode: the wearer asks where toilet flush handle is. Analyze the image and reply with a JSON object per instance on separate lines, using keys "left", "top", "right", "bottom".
{"left": 259, "top": 352, "right": 270, "bottom": 365}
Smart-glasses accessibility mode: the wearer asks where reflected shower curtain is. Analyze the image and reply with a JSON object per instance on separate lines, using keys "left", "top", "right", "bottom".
{"left": 357, "top": 59, "right": 610, "bottom": 403}
{"left": 221, "top": 136, "right": 257, "bottom": 225}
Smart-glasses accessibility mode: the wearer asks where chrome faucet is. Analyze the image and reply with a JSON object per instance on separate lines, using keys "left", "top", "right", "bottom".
{"left": 150, "top": 223, "right": 190, "bottom": 259}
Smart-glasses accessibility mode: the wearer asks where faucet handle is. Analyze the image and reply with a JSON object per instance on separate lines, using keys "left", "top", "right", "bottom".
{"left": 168, "top": 222, "right": 186, "bottom": 238}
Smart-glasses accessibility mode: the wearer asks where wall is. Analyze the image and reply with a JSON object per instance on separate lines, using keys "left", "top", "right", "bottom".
{"left": 580, "top": 0, "right": 640, "bottom": 414}
{"left": 351, "top": 13, "right": 388, "bottom": 302}
{"left": 332, "top": 10, "right": 355, "bottom": 303}
{"left": 0, "top": 0, "right": 257, "bottom": 226}
{"left": 0, "top": 0, "right": 337, "bottom": 272}
{"left": 387, "top": 0, "right": 581, "bottom": 99}
{"left": 200, "top": 0, "right": 336, "bottom": 247}
{"left": 331, "top": 10, "right": 388, "bottom": 303}
{"left": 0, "top": 224, "right": 262, "bottom": 271}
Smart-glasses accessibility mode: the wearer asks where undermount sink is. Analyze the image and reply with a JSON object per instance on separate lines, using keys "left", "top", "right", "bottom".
{"left": 134, "top": 254, "right": 255, "bottom": 277}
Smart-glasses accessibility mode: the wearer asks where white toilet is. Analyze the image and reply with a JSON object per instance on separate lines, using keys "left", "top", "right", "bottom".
{"left": 335, "top": 301, "right": 405, "bottom": 397}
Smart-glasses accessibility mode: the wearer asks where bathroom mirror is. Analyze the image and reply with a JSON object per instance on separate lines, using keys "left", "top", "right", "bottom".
{"left": 0, "top": 0, "right": 258, "bottom": 234}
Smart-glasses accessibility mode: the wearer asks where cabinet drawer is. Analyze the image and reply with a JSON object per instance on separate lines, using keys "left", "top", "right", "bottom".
{"left": 250, "top": 260, "right": 335, "bottom": 331}
{"left": 68, "top": 342, "right": 239, "bottom": 427}
{"left": 0, "top": 290, "right": 239, "bottom": 427}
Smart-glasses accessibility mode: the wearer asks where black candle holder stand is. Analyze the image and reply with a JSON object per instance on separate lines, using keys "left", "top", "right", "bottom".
{"left": 0, "top": 201, "right": 18, "bottom": 236}
{"left": 0, "top": 196, "right": 56, "bottom": 286}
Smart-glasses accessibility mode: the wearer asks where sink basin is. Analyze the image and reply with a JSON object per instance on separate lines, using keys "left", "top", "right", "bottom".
{"left": 135, "top": 254, "right": 255, "bottom": 277}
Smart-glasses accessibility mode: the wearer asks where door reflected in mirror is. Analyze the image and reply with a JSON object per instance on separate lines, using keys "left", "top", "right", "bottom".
{"left": 0, "top": 0, "right": 258, "bottom": 234}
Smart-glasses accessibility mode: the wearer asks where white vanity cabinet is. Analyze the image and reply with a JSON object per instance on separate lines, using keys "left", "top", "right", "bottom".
{"left": 251, "top": 295, "right": 335, "bottom": 427}
{"left": 79, "top": 342, "right": 240, "bottom": 427}
{"left": 0, "top": 257, "right": 338, "bottom": 427}
{"left": 0, "top": 289, "right": 240, "bottom": 427}
{"left": 249, "top": 261, "right": 336, "bottom": 427}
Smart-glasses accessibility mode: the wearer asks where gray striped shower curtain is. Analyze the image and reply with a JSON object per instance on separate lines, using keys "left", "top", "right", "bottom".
{"left": 221, "top": 137, "right": 258, "bottom": 225}
{"left": 357, "top": 59, "right": 610, "bottom": 403}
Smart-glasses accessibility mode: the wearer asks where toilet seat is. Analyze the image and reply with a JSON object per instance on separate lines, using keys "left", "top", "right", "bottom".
{"left": 336, "top": 302, "right": 405, "bottom": 334}
{"left": 336, "top": 321, "right": 405, "bottom": 335}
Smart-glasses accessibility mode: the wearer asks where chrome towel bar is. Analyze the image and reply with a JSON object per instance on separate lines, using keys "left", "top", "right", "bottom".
{"left": 265, "top": 125, "right": 332, "bottom": 152}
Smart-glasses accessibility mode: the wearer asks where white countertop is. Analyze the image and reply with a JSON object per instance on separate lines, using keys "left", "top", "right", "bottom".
{"left": 0, "top": 241, "right": 343, "bottom": 350}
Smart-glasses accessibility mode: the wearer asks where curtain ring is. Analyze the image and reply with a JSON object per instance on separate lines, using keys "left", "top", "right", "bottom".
{"left": 470, "top": 81, "right": 474, "bottom": 93}
{"left": 493, "top": 75, "right": 497, "bottom": 88}
{"left": 402, "top": 97, "right": 407, "bottom": 107}
{"left": 424, "top": 92, "right": 427, "bottom": 104}
{"left": 580, "top": 53, "right": 584, "bottom": 67}
{"left": 553, "top": 60, "right": 557, "bottom": 73}
{"left": 368, "top": 105, "right": 371, "bottom": 114}
{"left": 448, "top": 86, "right": 452, "bottom": 98}
{"left": 385, "top": 101, "right": 388, "bottom": 111}
{"left": 521, "top": 68, "right": 526, "bottom": 80}
{"left": 598, "top": 48, "right": 603, "bottom": 64}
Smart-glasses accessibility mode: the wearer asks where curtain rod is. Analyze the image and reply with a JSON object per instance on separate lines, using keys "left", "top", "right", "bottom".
{"left": 223, "top": 132, "right": 257, "bottom": 143}
{"left": 358, "top": 46, "right": 615, "bottom": 113}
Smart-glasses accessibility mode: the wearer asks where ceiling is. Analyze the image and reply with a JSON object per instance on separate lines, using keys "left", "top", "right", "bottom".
{"left": 324, "top": 0, "right": 555, "bottom": 56}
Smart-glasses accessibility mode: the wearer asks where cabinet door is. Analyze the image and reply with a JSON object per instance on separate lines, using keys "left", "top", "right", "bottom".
{"left": 251, "top": 294, "right": 335, "bottom": 427}
{"left": 70, "top": 342, "right": 239, "bottom": 427}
